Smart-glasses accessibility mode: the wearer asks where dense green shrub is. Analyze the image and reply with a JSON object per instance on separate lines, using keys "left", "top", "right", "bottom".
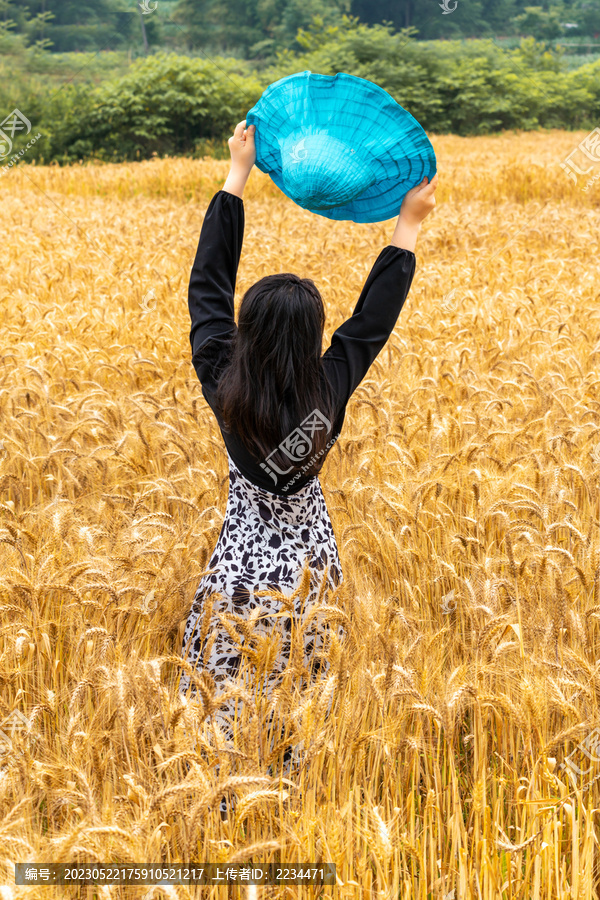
{"left": 42, "top": 51, "right": 265, "bottom": 163}
{"left": 263, "top": 22, "right": 600, "bottom": 133}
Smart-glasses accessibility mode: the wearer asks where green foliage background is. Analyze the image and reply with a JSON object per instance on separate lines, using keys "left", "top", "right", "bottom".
{"left": 0, "top": 1, "right": 599, "bottom": 165}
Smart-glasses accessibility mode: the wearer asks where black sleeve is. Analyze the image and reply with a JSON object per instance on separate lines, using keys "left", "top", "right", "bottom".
{"left": 321, "top": 245, "right": 416, "bottom": 410}
{"left": 188, "top": 189, "right": 244, "bottom": 387}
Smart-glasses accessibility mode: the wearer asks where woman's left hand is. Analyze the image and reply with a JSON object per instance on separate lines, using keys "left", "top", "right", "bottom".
{"left": 228, "top": 119, "right": 256, "bottom": 175}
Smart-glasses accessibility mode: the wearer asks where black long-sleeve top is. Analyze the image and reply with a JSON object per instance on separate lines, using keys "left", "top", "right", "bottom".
{"left": 188, "top": 189, "right": 416, "bottom": 496}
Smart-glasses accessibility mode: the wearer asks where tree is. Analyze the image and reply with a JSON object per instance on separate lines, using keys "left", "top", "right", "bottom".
{"left": 479, "top": 0, "right": 519, "bottom": 34}
{"left": 569, "top": 0, "right": 600, "bottom": 37}
{"left": 512, "top": 5, "right": 564, "bottom": 40}
{"left": 349, "top": 0, "right": 489, "bottom": 38}
{"left": 171, "top": 0, "right": 351, "bottom": 56}
{"left": 4, "top": 0, "right": 162, "bottom": 52}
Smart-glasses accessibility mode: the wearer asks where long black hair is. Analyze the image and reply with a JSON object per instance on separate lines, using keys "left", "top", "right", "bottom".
{"left": 214, "top": 273, "right": 338, "bottom": 481}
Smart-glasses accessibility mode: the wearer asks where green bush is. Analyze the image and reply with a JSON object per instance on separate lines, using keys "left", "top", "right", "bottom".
{"left": 263, "top": 21, "right": 600, "bottom": 134}
{"left": 45, "top": 51, "right": 265, "bottom": 163}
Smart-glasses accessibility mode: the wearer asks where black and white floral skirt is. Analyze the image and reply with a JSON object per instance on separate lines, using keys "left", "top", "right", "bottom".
{"left": 178, "top": 451, "right": 344, "bottom": 741}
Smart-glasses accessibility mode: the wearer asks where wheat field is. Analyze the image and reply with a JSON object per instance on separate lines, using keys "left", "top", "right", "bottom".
{"left": 1, "top": 129, "right": 600, "bottom": 899}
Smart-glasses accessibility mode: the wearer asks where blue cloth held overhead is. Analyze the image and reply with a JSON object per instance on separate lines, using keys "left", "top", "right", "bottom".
{"left": 246, "top": 70, "right": 437, "bottom": 224}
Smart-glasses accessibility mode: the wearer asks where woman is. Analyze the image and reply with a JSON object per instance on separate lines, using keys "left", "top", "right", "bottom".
{"left": 179, "top": 119, "right": 438, "bottom": 750}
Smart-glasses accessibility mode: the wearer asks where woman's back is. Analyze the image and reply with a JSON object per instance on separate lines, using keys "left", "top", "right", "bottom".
{"left": 188, "top": 188, "right": 417, "bottom": 495}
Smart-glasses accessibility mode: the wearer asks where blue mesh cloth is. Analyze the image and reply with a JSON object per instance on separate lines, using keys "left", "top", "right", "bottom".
{"left": 246, "top": 70, "right": 437, "bottom": 224}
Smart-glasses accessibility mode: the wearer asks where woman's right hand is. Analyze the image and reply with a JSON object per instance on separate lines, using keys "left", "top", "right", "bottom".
{"left": 390, "top": 173, "right": 439, "bottom": 252}
{"left": 399, "top": 174, "right": 439, "bottom": 226}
